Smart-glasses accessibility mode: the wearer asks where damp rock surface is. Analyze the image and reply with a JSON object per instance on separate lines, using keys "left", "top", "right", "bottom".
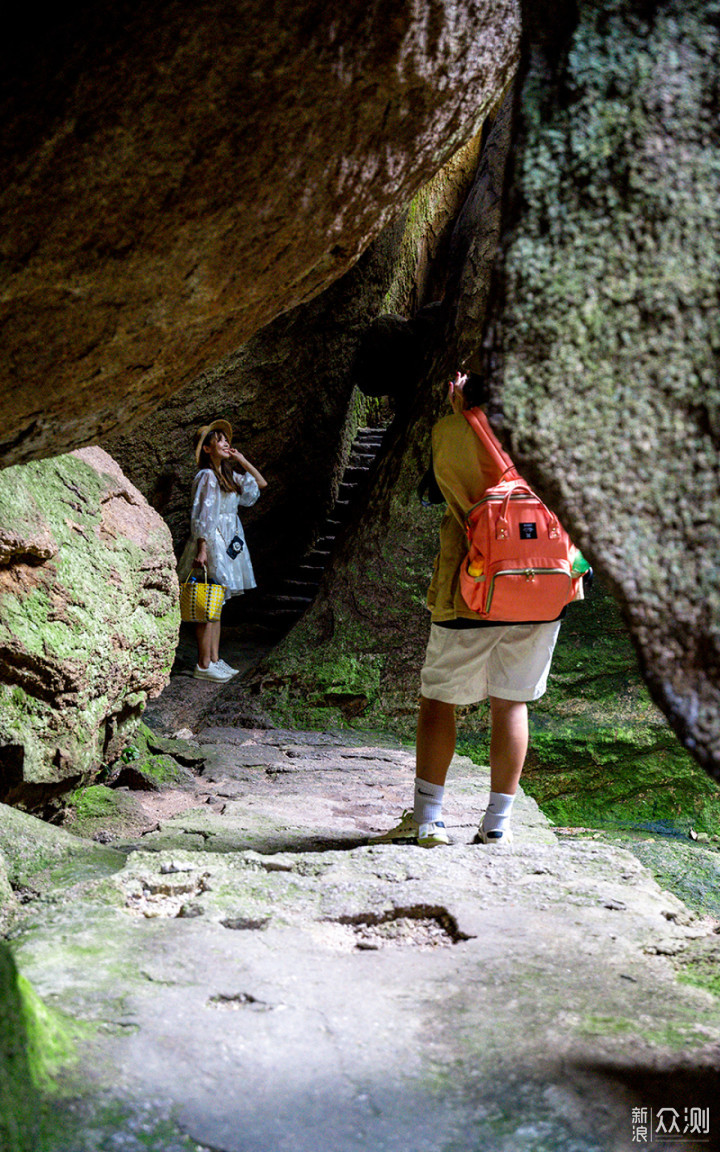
{"left": 5, "top": 725, "right": 720, "bottom": 1151}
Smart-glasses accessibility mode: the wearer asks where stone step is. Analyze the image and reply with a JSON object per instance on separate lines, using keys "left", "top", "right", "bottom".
{"left": 342, "top": 465, "right": 369, "bottom": 481}
{"left": 264, "top": 594, "right": 314, "bottom": 606}
{"left": 262, "top": 608, "right": 307, "bottom": 622}
{"left": 282, "top": 580, "right": 321, "bottom": 595}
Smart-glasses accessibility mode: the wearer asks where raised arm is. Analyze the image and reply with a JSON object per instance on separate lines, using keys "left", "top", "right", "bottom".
{"left": 229, "top": 447, "right": 267, "bottom": 489}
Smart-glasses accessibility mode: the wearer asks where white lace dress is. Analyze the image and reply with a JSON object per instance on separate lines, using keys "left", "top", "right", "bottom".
{"left": 178, "top": 468, "right": 261, "bottom": 599}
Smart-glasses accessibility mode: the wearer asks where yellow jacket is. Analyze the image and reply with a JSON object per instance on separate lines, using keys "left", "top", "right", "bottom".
{"left": 426, "top": 411, "right": 504, "bottom": 622}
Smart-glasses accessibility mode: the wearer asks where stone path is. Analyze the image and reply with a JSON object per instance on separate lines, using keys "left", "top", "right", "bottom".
{"left": 7, "top": 726, "right": 720, "bottom": 1152}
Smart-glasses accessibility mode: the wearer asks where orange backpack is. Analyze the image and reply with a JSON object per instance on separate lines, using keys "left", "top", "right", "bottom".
{"left": 459, "top": 408, "right": 584, "bottom": 621}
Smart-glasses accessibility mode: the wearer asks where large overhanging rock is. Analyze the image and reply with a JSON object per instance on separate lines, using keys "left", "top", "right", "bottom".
{"left": 0, "top": 448, "right": 179, "bottom": 810}
{"left": 0, "top": 0, "right": 520, "bottom": 468}
{"left": 490, "top": 0, "right": 720, "bottom": 778}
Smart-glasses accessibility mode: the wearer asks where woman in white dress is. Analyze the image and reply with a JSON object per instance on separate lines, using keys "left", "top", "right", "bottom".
{"left": 181, "top": 419, "right": 267, "bottom": 681}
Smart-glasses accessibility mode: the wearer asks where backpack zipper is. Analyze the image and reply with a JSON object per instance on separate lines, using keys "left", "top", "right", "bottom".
{"left": 467, "top": 491, "right": 544, "bottom": 517}
{"left": 485, "top": 566, "right": 570, "bottom": 612}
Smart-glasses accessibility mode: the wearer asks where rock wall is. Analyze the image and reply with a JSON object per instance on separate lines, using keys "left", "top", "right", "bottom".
{"left": 0, "top": 0, "right": 520, "bottom": 468}
{"left": 489, "top": 0, "right": 720, "bottom": 778}
{"left": 0, "top": 448, "right": 178, "bottom": 809}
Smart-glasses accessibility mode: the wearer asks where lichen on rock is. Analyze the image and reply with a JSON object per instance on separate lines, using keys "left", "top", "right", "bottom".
{"left": 493, "top": 0, "right": 720, "bottom": 778}
{"left": 0, "top": 448, "right": 179, "bottom": 809}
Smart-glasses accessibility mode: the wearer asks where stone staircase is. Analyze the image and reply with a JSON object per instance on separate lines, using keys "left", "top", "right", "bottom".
{"left": 244, "top": 425, "right": 386, "bottom": 638}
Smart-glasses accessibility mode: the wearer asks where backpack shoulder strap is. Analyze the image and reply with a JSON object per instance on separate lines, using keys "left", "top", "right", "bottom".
{"left": 463, "top": 408, "right": 519, "bottom": 481}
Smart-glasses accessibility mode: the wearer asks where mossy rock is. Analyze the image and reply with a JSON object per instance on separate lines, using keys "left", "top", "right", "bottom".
{"left": 111, "top": 753, "right": 196, "bottom": 792}
{"left": 608, "top": 835, "right": 720, "bottom": 921}
{"left": 520, "top": 584, "right": 720, "bottom": 833}
{"left": 62, "top": 784, "right": 155, "bottom": 843}
{"left": 0, "top": 803, "right": 122, "bottom": 890}
{"left": 134, "top": 722, "right": 206, "bottom": 768}
{"left": 0, "top": 945, "right": 42, "bottom": 1152}
{"left": 0, "top": 447, "right": 178, "bottom": 806}
{"left": 0, "top": 944, "right": 84, "bottom": 1152}
{"left": 497, "top": 0, "right": 720, "bottom": 775}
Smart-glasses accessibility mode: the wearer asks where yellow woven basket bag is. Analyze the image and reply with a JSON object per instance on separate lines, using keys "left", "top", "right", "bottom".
{"left": 180, "top": 568, "right": 226, "bottom": 623}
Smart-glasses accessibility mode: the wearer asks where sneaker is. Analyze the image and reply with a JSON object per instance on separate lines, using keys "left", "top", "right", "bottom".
{"left": 474, "top": 826, "right": 514, "bottom": 846}
{"left": 372, "top": 809, "right": 450, "bottom": 848}
{"left": 215, "top": 659, "right": 239, "bottom": 677}
{"left": 193, "top": 662, "right": 233, "bottom": 682}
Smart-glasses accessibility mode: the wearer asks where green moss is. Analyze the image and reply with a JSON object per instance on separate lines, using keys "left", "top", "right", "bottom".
{"left": 66, "top": 785, "right": 119, "bottom": 820}
{"left": 677, "top": 958, "right": 720, "bottom": 1000}
{"left": 126, "top": 753, "right": 190, "bottom": 787}
{"left": 0, "top": 450, "right": 178, "bottom": 788}
{"left": 580, "top": 1011, "right": 711, "bottom": 1050}
{"left": 521, "top": 718, "right": 720, "bottom": 833}
{"left": 18, "top": 975, "right": 80, "bottom": 1093}
{"left": 0, "top": 946, "right": 41, "bottom": 1152}
{"left": 0, "top": 946, "right": 86, "bottom": 1151}
{"left": 45, "top": 1099, "right": 208, "bottom": 1152}
{"left": 607, "top": 835, "right": 720, "bottom": 920}
{"left": 580, "top": 1014, "right": 635, "bottom": 1037}
{"left": 498, "top": 0, "right": 720, "bottom": 769}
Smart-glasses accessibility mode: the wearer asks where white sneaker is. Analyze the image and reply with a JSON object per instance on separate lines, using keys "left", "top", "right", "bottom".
{"left": 474, "top": 826, "right": 514, "bottom": 846}
{"left": 193, "top": 662, "right": 233, "bottom": 682}
{"left": 215, "top": 659, "right": 239, "bottom": 677}
{"left": 372, "top": 809, "right": 450, "bottom": 848}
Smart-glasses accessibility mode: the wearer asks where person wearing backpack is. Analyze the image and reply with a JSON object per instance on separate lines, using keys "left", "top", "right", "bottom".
{"left": 374, "top": 372, "right": 585, "bottom": 848}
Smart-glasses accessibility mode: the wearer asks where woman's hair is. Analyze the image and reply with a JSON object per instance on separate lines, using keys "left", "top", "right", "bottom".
{"left": 195, "top": 429, "right": 244, "bottom": 493}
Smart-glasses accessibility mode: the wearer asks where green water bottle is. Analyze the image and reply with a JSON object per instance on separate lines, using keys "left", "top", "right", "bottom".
{"left": 571, "top": 548, "right": 591, "bottom": 576}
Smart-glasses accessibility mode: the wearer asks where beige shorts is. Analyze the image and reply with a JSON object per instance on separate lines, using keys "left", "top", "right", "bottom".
{"left": 420, "top": 620, "right": 562, "bottom": 705}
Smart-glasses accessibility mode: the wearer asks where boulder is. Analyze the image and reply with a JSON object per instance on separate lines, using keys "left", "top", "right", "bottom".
{"left": 0, "top": 0, "right": 520, "bottom": 467}
{"left": 488, "top": 0, "right": 720, "bottom": 777}
{"left": 0, "top": 448, "right": 179, "bottom": 809}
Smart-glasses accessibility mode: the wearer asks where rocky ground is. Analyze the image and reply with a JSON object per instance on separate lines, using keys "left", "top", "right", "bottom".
{"left": 5, "top": 648, "right": 720, "bottom": 1152}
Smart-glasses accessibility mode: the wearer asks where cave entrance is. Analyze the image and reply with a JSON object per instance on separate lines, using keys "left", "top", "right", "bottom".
{"left": 223, "top": 418, "right": 389, "bottom": 641}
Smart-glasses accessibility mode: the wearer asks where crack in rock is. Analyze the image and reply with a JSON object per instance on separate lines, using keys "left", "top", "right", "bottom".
{"left": 207, "top": 992, "right": 278, "bottom": 1012}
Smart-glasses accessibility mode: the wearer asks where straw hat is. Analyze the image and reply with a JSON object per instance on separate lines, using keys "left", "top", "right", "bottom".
{"left": 193, "top": 419, "right": 233, "bottom": 464}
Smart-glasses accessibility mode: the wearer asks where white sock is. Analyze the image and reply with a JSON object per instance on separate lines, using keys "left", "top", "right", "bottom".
{"left": 413, "top": 778, "right": 444, "bottom": 825}
{"left": 482, "top": 791, "right": 515, "bottom": 834}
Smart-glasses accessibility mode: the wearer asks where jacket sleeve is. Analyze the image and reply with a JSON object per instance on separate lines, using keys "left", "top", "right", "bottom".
{"left": 190, "top": 471, "right": 222, "bottom": 540}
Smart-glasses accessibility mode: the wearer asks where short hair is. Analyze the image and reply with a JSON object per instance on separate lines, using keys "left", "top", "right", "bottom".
{"left": 461, "top": 372, "right": 490, "bottom": 408}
